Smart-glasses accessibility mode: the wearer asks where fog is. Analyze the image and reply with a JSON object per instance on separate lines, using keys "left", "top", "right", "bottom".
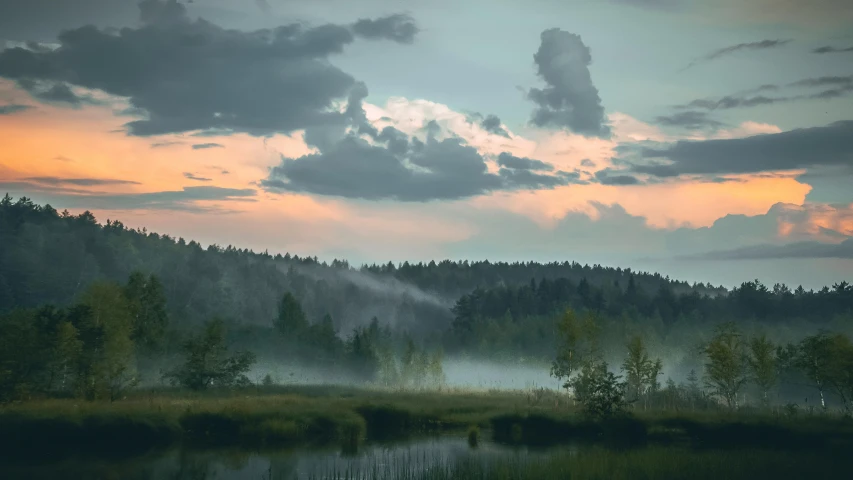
{"left": 215, "top": 357, "right": 563, "bottom": 392}
{"left": 286, "top": 262, "right": 450, "bottom": 308}
{"left": 442, "top": 358, "right": 559, "bottom": 391}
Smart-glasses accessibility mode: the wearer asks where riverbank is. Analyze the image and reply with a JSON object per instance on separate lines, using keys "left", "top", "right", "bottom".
{"left": 2, "top": 385, "right": 852, "bottom": 460}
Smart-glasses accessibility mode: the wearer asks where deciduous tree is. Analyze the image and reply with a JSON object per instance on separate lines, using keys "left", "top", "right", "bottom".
{"left": 704, "top": 322, "right": 748, "bottom": 409}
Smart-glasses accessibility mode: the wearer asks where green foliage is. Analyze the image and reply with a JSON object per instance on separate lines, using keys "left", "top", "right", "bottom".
{"left": 747, "top": 334, "right": 777, "bottom": 405}
{"left": 78, "top": 281, "right": 139, "bottom": 401}
{"left": 164, "top": 319, "right": 256, "bottom": 391}
{"left": 621, "top": 335, "right": 662, "bottom": 409}
{"left": 275, "top": 292, "right": 308, "bottom": 337}
{"left": 704, "top": 323, "right": 748, "bottom": 409}
{"left": 793, "top": 332, "right": 837, "bottom": 410}
{"left": 123, "top": 271, "right": 168, "bottom": 351}
{"left": 50, "top": 321, "right": 83, "bottom": 394}
{"left": 550, "top": 309, "right": 599, "bottom": 393}
{"left": 570, "top": 360, "right": 627, "bottom": 419}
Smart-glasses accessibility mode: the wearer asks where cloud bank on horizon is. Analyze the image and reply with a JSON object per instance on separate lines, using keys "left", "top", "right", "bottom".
{"left": 0, "top": 0, "right": 851, "bottom": 289}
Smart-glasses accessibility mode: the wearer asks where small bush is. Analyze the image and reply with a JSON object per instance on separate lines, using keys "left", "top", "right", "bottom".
{"left": 467, "top": 425, "right": 480, "bottom": 448}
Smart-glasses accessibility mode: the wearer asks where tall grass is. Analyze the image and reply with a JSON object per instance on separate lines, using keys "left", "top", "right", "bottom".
{"left": 309, "top": 446, "right": 853, "bottom": 480}
{"left": 2, "top": 385, "right": 852, "bottom": 460}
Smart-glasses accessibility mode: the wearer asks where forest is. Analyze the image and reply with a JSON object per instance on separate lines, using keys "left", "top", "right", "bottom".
{"left": 2, "top": 195, "right": 853, "bottom": 480}
{"left": 1, "top": 194, "right": 852, "bottom": 406}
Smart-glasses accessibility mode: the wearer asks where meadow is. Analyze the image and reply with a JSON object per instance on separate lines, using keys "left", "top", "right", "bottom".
{"left": 2, "top": 385, "right": 852, "bottom": 463}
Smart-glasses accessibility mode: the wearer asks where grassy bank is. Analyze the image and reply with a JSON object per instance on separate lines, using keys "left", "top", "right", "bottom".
{"left": 1, "top": 385, "right": 852, "bottom": 460}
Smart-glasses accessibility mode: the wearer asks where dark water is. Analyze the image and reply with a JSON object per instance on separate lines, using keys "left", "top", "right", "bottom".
{"left": 0, "top": 436, "right": 568, "bottom": 480}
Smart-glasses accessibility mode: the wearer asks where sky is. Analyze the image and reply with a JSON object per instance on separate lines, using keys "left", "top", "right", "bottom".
{"left": 0, "top": 0, "right": 851, "bottom": 290}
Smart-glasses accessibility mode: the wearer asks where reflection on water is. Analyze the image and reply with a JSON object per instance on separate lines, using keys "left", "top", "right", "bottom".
{"left": 0, "top": 436, "right": 573, "bottom": 480}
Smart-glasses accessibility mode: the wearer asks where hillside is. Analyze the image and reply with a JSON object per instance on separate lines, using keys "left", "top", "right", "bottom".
{"left": 0, "top": 194, "right": 724, "bottom": 334}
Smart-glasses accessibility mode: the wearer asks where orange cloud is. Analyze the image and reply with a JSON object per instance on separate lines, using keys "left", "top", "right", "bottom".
{"left": 775, "top": 202, "right": 853, "bottom": 241}
{"left": 472, "top": 174, "right": 811, "bottom": 231}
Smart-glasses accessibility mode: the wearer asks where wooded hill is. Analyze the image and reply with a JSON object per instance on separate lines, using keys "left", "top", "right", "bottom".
{"left": 0, "top": 194, "right": 726, "bottom": 335}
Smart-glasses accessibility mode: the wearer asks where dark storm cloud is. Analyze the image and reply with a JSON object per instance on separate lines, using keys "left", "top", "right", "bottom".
{"left": 527, "top": 28, "right": 610, "bottom": 138}
{"left": 351, "top": 14, "right": 418, "bottom": 44}
{"left": 262, "top": 128, "right": 581, "bottom": 201}
{"left": 259, "top": 77, "right": 585, "bottom": 202}
{"left": 14, "top": 79, "right": 100, "bottom": 106}
{"left": 654, "top": 111, "right": 725, "bottom": 129}
{"left": 480, "top": 114, "right": 510, "bottom": 138}
{"left": 682, "top": 39, "right": 791, "bottom": 70}
{"left": 192, "top": 143, "right": 224, "bottom": 150}
{"left": 0, "top": 103, "right": 32, "bottom": 114}
{"left": 813, "top": 45, "right": 853, "bottom": 53}
{"left": 0, "top": 0, "right": 137, "bottom": 43}
{"left": 496, "top": 152, "right": 554, "bottom": 171}
{"left": 637, "top": 120, "right": 853, "bottom": 176}
{"left": 262, "top": 135, "right": 498, "bottom": 201}
{"left": 23, "top": 176, "right": 141, "bottom": 186}
{"left": 0, "top": 1, "right": 419, "bottom": 137}
{"left": 682, "top": 238, "right": 853, "bottom": 260}
{"left": 138, "top": 0, "right": 186, "bottom": 25}
{"left": 183, "top": 172, "right": 212, "bottom": 182}
{"left": 594, "top": 168, "right": 641, "bottom": 185}
{"left": 580, "top": 158, "right": 595, "bottom": 167}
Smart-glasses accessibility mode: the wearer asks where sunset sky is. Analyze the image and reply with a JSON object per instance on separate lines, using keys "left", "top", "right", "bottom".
{"left": 1, "top": 0, "right": 851, "bottom": 289}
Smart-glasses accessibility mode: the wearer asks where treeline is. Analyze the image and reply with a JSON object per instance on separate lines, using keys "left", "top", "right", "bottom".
{"left": 0, "top": 273, "right": 167, "bottom": 401}
{"left": 447, "top": 276, "right": 853, "bottom": 359}
{"left": 0, "top": 195, "right": 722, "bottom": 335}
{"left": 0, "top": 275, "right": 446, "bottom": 402}
{"left": 549, "top": 310, "right": 853, "bottom": 416}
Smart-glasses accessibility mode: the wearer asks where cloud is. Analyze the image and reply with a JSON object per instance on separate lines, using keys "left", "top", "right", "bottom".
{"left": 0, "top": 1, "right": 138, "bottom": 44}
{"left": 682, "top": 39, "right": 791, "bottom": 70}
{"left": 594, "top": 168, "right": 642, "bottom": 185}
{"left": 150, "top": 141, "right": 182, "bottom": 148}
{"left": 636, "top": 120, "right": 853, "bottom": 177}
{"left": 261, "top": 88, "right": 585, "bottom": 202}
{"left": 0, "top": 1, "right": 418, "bottom": 137}
{"left": 22, "top": 176, "right": 140, "bottom": 186}
{"left": 192, "top": 143, "right": 224, "bottom": 150}
{"left": 722, "top": 0, "right": 853, "bottom": 28}
{"left": 255, "top": 0, "right": 273, "bottom": 15}
{"left": 677, "top": 75, "right": 853, "bottom": 111}
{"left": 527, "top": 28, "right": 610, "bottom": 138}
{"left": 682, "top": 95, "right": 786, "bottom": 111}
{"left": 15, "top": 79, "right": 99, "bottom": 106}
{"left": 351, "top": 14, "right": 418, "bottom": 44}
{"left": 183, "top": 172, "right": 212, "bottom": 182}
{"left": 609, "top": 0, "right": 682, "bottom": 10}
{"left": 0, "top": 180, "right": 256, "bottom": 212}
{"left": 655, "top": 111, "right": 725, "bottom": 130}
{"left": 788, "top": 75, "right": 853, "bottom": 88}
{"left": 0, "top": 103, "right": 32, "bottom": 114}
{"left": 813, "top": 45, "right": 853, "bottom": 53}
{"left": 262, "top": 131, "right": 580, "bottom": 201}
{"left": 496, "top": 152, "right": 554, "bottom": 171}
{"left": 682, "top": 238, "right": 853, "bottom": 260}
{"left": 479, "top": 114, "right": 510, "bottom": 138}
